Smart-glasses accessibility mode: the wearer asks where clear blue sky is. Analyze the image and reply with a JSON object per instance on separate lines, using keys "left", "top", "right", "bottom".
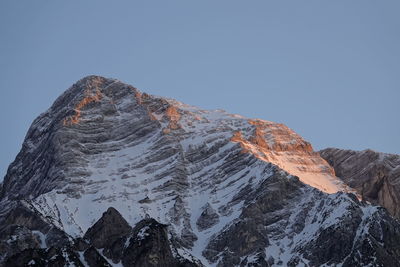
{"left": 1, "top": 1, "right": 399, "bottom": 180}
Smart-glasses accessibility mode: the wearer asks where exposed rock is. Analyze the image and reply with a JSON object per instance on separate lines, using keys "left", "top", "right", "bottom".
{"left": 1, "top": 76, "right": 400, "bottom": 266}
{"left": 122, "top": 218, "right": 198, "bottom": 267}
{"left": 4, "top": 247, "right": 84, "bottom": 267}
{"left": 73, "top": 238, "right": 90, "bottom": 251}
{"left": 0, "top": 210, "right": 200, "bottom": 266}
{"left": 231, "top": 119, "right": 353, "bottom": 194}
{"left": 204, "top": 171, "right": 400, "bottom": 266}
{"left": 320, "top": 148, "right": 400, "bottom": 218}
{"left": 83, "top": 246, "right": 111, "bottom": 267}
{"left": 0, "top": 201, "right": 70, "bottom": 263}
{"left": 196, "top": 203, "right": 220, "bottom": 231}
{"left": 84, "top": 207, "right": 132, "bottom": 248}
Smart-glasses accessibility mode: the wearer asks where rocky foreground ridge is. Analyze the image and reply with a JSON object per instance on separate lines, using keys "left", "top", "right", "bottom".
{"left": 0, "top": 76, "right": 400, "bottom": 266}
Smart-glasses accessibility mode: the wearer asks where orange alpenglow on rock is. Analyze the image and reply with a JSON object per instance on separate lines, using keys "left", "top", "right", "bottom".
{"left": 231, "top": 119, "right": 357, "bottom": 195}
{"left": 134, "top": 91, "right": 143, "bottom": 105}
{"left": 63, "top": 89, "right": 103, "bottom": 126}
{"left": 165, "top": 106, "right": 181, "bottom": 130}
{"left": 230, "top": 131, "right": 251, "bottom": 154}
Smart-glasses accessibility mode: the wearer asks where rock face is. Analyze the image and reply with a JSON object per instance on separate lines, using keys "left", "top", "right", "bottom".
{"left": 122, "top": 218, "right": 199, "bottom": 267}
{"left": 1, "top": 206, "right": 197, "bottom": 267}
{"left": 196, "top": 203, "right": 220, "bottom": 231}
{"left": 84, "top": 207, "right": 131, "bottom": 249}
{"left": 320, "top": 148, "right": 400, "bottom": 219}
{"left": 0, "top": 75, "right": 400, "bottom": 266}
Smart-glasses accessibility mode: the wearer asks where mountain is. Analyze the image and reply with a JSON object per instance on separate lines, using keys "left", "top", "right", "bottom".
{"left": 0, "top": 75, "right": 400, "bottom": 266}
{"left": 320, "top": 148, "right": 400, "bottom": 219}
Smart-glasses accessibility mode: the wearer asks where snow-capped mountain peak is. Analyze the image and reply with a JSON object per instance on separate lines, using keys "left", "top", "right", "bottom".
{"left": 1, "top": 76, "right": 399, "bottom": 266}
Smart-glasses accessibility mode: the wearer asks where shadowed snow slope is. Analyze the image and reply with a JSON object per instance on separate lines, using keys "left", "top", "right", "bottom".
{"left": 0, "top": 76, "right": 399, "bottom": 267}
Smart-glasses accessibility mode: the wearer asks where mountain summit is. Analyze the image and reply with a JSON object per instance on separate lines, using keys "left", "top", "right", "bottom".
{"left": 1, "top": 76, "right": 400, "bottom": 266}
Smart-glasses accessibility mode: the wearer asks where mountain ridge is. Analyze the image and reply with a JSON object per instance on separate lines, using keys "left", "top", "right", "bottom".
{"left": 0, "top": 76, "right": 399, "bottom": 266}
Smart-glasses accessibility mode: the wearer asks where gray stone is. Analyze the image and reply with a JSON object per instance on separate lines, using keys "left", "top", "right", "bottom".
{"left": 320, "top": 148, "right": 400, "bottom": 218}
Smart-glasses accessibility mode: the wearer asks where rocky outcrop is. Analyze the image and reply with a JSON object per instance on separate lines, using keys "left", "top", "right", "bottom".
{"left": 320, "top": 148, "right": 400, "bottom": 218}
{"left": 83, "top": 246, "right": 112, "bottom": 267}
{"left": 0, "top": 207, "right": 199, "bottom": 266}
{"left": 122, "top": 218, "right": 199, "bottom": 267}
{"left": 83, "top": 207, "right": 131, "bottom": 263}
{"left": 0, "top": 201, "right": 70, "bottom": 263}
{"left": 196, "top": 203, "right": 220, "bottom": 231}
{"left": 84, "top": 207, "right": 131, "bottom": 249}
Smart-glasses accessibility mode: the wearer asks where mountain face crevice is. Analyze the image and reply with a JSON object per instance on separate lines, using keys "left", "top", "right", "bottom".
{"left": 0, "top": 76, "right": 400, "bottom": 266}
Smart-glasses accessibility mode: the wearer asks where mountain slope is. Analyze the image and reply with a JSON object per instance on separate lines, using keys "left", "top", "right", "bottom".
{"left": 0, "top": 76, "right": 399, "bottom": 266}
{"left": 320, "top": 148, "right": 400, "bottom": 219}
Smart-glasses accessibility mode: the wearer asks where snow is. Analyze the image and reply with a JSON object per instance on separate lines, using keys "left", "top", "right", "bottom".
{"left": 137, "top": 226, "right": 150, "bottom": 240}
{"left": 6, "top": 235, "right": 17, "bottom": 244}
{"left": 78, "top": 252, "right": 90, "bottom": 267}
{"left": 263, "top": 190, "right": 381, "bottom": 266}
{"left": 62, "top": 247, "right": 78, "bottom": 267}
{"left": 124, "top": 236, "right": 131, "bottom": 249}
{"left": 96, "top": 249, "right": 123, "bottom": 267}
{"left": 32, "top": 230, "right": 47, "bottom": 249}
{"left": 23, "top": 90, "right": 378, "bottom": 266}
